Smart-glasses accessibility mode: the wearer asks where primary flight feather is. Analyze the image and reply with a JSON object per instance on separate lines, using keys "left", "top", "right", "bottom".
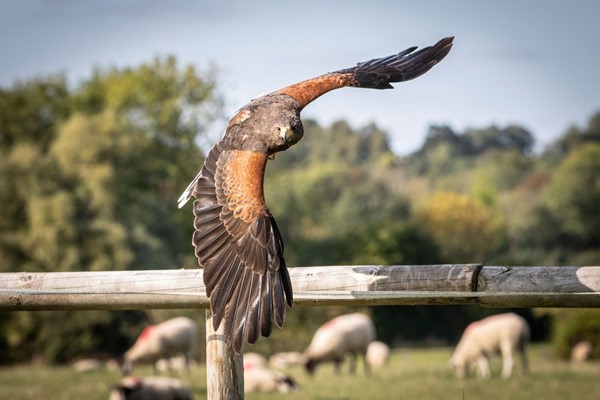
{"left": 178, "top": 36, "right": 454, "bottom": 353}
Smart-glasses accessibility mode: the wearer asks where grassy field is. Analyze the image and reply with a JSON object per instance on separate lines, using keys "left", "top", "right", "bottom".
{"left": 1, "top": 345, "right": 599, "bottom": 400}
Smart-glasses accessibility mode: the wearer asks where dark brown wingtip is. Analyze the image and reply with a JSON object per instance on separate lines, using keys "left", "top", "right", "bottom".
{"left": 430, "top": 36, "right": 454, "bottom": 66}
{"left": 350, "top": 36, "right": 454, "bottom": 89}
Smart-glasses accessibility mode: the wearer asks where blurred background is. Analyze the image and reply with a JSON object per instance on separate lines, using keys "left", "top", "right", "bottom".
{"left": 0, "top": 1, "right": 599, "bottom": 398}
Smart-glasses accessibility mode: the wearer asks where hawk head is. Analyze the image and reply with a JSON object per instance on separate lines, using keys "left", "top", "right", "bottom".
{"left": 225, "top": 94, "right": 304, "bottom": 155}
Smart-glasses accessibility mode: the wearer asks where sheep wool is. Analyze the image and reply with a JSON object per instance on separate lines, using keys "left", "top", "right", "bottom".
{"left": 451, "top": 312, "right": 529, "bottom": 379}
{"left": 304, "top": 313, "right": 375, "bottom": 375}
{"left": 122, "top": 317, "right": 198, "bottom": 374}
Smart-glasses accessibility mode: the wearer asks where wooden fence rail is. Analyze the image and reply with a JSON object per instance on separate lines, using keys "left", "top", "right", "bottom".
{"left": 1, "top": 264, "right": 600, "bottom": 310}
{"left": 1, "top": 264, "right": 599, "bottom": 399}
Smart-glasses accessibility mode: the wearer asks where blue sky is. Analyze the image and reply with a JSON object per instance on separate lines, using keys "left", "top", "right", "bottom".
{"left": 1, "top": 0, "right": 599, "bottom": 154}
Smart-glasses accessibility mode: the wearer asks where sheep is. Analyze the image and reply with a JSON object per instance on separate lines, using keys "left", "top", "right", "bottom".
{"left": 451, "top": 313, "right": 529, "bottom": 379}
{"left": 244, "top": 364, "right": 299, "bottom": 393}
{"left": 303, "top": 313, "right": 376, "bottom": 375}
{"left": 269, "top": 351, "right": 307, "bottom": 370}
{"left": 366, "top": 341, "right": 390, "bottom": 368}
{"left": 72, "top": 358, "right": 103, "bottom": 372}
{"left": 122, "top": 317, "right": 198, "bottom": 375}
{"left": 243, "top": 352, "right": 268, "bottom": 370}
{"left": 109, "top": 376, "right": 192, "bottom": 400}
{"left": 571, "top": 341, "right": 593, "bottom": 363}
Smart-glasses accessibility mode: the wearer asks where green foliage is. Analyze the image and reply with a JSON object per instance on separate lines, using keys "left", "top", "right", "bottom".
{"left": 33, "top": 310, "right": 149, "bottom": 364}
{"left": 339, "top": 220, "right": 438, "bottom": 266}
{"left": 0, "top": 143, "right": 83, "bottom": 273}
{"left": 501, "top": 191, "right": 566, "bottom": 264}
{"left": 409, "top": 124, "right": 535, "bottom": 178}
{"left": 542, "top": 111, "right": 600, "bottom": 166}
{"left": 0, "top": 56, "right": 221, "bottom": 363}
{"left": 473, "top": 150, "right": 534, "bottom": 192}
{"left": 0, "top": 76, "right": 71, "bottom": 150}
{"left": 0, "top": 310, "right": 149, "bottom": 364}
{"left": 552, "top": 310, "right": 600, "bottom": 360}
{"left": 417, "top": 191, "right": 504, "bottom": 263}
{"left": 544, "top": 143, "right": 600, "bottom": 246}
{"left": 492, "top": 113, "right": 600, "bottom": 265}
{"left": 464, "top": 124, "right": 534, "bottom": 155}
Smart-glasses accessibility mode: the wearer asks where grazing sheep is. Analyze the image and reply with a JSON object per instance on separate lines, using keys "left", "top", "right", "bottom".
{"left": 109, "top": 376, "right": 192, "bottom": 400}
{"left": 243, "top": 352, "right": 268, "bottom": 370}
{"left": 244, "top": 365, "right": 299, "bottom": 393}
{"left": 122, "top": 317, "right": 198, "bottom": 375}
{"left": 571, "top": 341, "right": 593, "bottom": 363}
{"left": 72, "top": 358, "right": 103, "bottom": 372}
{"left": 366, "top": 341, "right": 390, "bottom": 368}
{"left": 451, "top": 313, "right": 529, "bottom": 379}
{"left": 304, "top": 313, "right": 376, "bottom": 375}
{"left": 269, "top": 351, "right": 307, "bottom": 369}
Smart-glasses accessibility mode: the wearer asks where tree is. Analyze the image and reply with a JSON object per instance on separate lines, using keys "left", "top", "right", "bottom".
{"left": 0, "top": 76, "right": 70, "bottom": 150}
{"left": 408, "top": 124, "right": 534, "bottom": 182}
{"left": 542, "top": 111, "right": 600, "bottom": 165}
{"left": 417, "top": 191, "right": 504, "bottom": 262}
{"left": 0, "top": 56, "right": 223, "bottom": 363}
{"left": 0, "top": 143, "right": 79, "bottom": 273}
{"left": 417, "top": 125, "right": 470, "bottom": 156}
{"left": 544, "top": 143, "right": 600, "bottom": 246}
{"left": 464, "top": 125, "right": 534, "bottom": 155}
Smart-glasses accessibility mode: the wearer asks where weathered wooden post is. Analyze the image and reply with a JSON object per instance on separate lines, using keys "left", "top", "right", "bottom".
{"left": 205, "top": 310, "right": 244, "bottom": 399}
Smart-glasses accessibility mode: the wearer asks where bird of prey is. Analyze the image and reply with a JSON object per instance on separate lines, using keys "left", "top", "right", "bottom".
{"left": 178, "top": 37, "right": 454, "bottom": 353}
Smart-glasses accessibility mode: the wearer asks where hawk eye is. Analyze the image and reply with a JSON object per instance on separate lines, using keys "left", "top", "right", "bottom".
{"left": 277, "top": 126, "right": 288, "bottom": 142}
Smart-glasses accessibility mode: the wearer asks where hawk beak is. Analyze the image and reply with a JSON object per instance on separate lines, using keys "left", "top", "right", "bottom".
{"left": 279, "top": 126, "right": 290, "bottom": 142}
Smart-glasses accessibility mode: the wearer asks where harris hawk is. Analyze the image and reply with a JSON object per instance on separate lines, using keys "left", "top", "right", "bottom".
{"left": 178, "top": 37, "right": 454, "bottom": 353}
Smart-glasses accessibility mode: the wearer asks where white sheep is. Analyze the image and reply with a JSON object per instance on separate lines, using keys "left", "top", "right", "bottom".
{"left": 451, "top": 313, "right": 529, "bottom": 379}
{"left": 269, "top": 351, "right": 307, "bottom": 369}
{"left": 244, "top": 365, "right": 299, "bottom": 393}
{"left": 109, "top": 376, "right": 192, "bottom": 400}
{"left": 243, "top": 352, "right": 268, "bottom": 370}
{"left": 122, "top": 317, "right": 198, "bottom": 374}
{"left": 571, "top": 341, "right": 593, "bottom": 363}
{"left": 366, "top": 341, "right": 390, "bottom": 368}
{"left": 303, "top": 313, "right": 376, "bottom": 375}
{"left": 72, "top": 358, "right": 103, "bottom": 372}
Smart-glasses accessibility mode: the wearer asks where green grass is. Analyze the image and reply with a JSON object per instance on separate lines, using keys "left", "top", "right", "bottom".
{"left": 1, "top": 345, "right": 599, "bottom": 399}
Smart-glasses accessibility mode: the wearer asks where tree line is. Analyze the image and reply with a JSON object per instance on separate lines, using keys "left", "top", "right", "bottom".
{"left": 0, "top": 56, "right": 598, "bottom": 363}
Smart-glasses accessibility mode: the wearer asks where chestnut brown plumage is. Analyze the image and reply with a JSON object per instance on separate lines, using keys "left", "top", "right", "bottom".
{"left": 178, "top": 37, "right": 454, "bottom": 353}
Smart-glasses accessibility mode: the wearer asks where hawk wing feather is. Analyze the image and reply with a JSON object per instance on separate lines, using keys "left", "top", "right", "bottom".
{"left": 191, "top": 142, "right": 292, "bottom": 352}
{"left": 226, "top": 267, "right": 252, "bottom": 351}
{"left": 259, "top": 272, "right": 274, "bottom": 338}
{"left": 210, "top": 253, "right": 243, "bottom": 331}
{"left": 245, "top": 273, "right": 262, "bottom": 344}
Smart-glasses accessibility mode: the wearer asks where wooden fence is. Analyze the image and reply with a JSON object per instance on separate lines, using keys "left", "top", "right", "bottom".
{"left": 1, "top": 264, "right": 600, "bottom": 399}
